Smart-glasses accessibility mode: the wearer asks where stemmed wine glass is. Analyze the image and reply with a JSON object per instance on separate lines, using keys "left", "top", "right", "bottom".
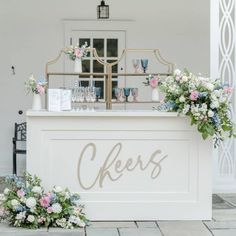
{"left": 77, "top": 86, "right": 85, "bottom": 111}
{"left": 141, "top": 59, "right": 148, "bottom": 73}
{"left": 114, "top": 88, "right": 122, "bottom": 102}
{"left": 71, "top": 88, "right": 77, "bottom": 111}
{"left": 131, "top": 88, "right": 138, "bottom": 102}
{"left": 123, "top": 88, "right": 131, "bottom": 102}
{"left": 95, "top": 87, "right": 102, "bottom": 102}
{"left": 132, "top": 59, "right": 140, "bottom": 73}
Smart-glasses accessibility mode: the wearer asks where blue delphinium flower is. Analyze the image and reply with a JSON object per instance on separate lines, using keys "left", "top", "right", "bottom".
{"left": 212, "top": 114, "right": 221, "bottom": 127}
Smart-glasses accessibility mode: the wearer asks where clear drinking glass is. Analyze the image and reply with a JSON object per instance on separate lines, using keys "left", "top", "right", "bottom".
{"left": 141, "top": 59, "right": 148, "bottom": 73}
{"left": 132, "top": 59, "right": 140, "bottom": 73}
{"left": 77, "top": 87, "right": 85, "bottom": 111}
{"left": 71, "top": 88, "right": 77, "bottom": 111}
{"left": 131, "top": 88, "right": 138, "bottom": 102}
{"left": 90, "top": 87, "right": 96, "bottom": 111}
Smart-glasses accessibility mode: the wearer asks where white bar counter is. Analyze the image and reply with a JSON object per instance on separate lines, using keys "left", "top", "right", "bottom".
{"left": 26, "top": 110, "right": 212, "bottom": 220}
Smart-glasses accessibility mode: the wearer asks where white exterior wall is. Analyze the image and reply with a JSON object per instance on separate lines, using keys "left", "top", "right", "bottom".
{"left": 211, "top": 0, "right": 236, "bottom": 193}
{"left": 0, "top": 0, "right": 210, "bottom": 175}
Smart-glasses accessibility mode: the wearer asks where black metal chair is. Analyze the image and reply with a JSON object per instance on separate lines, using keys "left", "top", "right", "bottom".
{"left": 12, "top": 122, "right": 26, "bottom": 175}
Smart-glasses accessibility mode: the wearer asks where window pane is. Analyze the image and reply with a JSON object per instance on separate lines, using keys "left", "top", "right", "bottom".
{"left": 80, "top": 60, "right": 90, "bottom": 78}
{"left": 107, "top": 39, "right": 118, "bottom": 57}
{"left": 80, "top": 81, "right": 89, "bottom": 87}
{"left": 93, "top": 38, "right": 104, "bottom": 57}
{"left": 79, "top": 38, "right": 90, "bottom": 57}
{"left": 93, "top": 60, "right": 104, "bottom": 78}
{"left": 95, "top": 80, "right": 104, "bottom": 99}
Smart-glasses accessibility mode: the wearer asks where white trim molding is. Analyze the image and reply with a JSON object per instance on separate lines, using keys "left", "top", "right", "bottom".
{"left": 211, "top": 0, "right": 236, "bottom": 193}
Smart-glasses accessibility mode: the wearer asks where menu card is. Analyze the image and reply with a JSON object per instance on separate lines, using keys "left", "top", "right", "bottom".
{"left": 61, "top": 89, "right": 72, "bottom": 111}
{"left": 48, "top": 89, "right": 62, "bottom": 112}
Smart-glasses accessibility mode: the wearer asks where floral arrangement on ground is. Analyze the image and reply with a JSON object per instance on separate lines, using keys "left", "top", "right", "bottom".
{"left": 0, "top": 173, "right": 88, "bottom": 229}
{"left": 145, "top": 69, "right": 236, "bottom": 146}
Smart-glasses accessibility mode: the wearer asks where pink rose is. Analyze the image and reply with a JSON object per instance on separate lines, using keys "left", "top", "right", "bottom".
{"left": 149, "top": 77, "right": 158, "bottom": 88}
{"left": 17, "top": 189, "right": 25, "bottom": 198}
{"left": 47, "top": 207, "right": 53, "bottom": 213}
{"left": 39, "top": 196, "right": 50, "bottom": 208}
{"left": 190, "top": 91, "right": 199, "bottom": 101}
{"left": 75, "top": 48, "right": 83, "bottom": 58}
{"left": 223, "top": 86, "right": 232, "bottom": 94}
{"left": 36, "top": 84, "right": 45, "bottom": 95}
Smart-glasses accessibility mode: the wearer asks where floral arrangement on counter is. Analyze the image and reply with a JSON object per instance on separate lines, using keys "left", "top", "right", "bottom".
{"left": 25, "top": 75, "right": 47, "bottom": 95}
{"left": 143, "top": 74, "right": 160, "bottom": 88}
{"left": 0, "top": 173, "right": 88, "bottom": 229}
{"left": 63, "top": 42, "right": 89, "bottom": 61}
{"left": 155, "top": 69, "right": 235, "bottom": 146}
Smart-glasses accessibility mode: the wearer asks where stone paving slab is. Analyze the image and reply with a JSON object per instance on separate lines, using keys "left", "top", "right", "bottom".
{"left": 0, "top": 223, "right": 48, "bottom": 233}
{"left": 213, "top": 209, "right": 236, "bottom": 221}
{"left": 212, "top": 194, "right": 235, "bottom": 210}
{"left": 0, "top": 223, "right": 84, "bottom": 236}
{"left": 86, "top": 228, "right": 119, "bottom": 236}
{"left": 136, "top": 221, "right": 157, "bottom": 228}
{"left": 158, "top": 221, "right": 212, "bottom": 236}
{"left": 119, "top": 228, "right": 162, "bottom": 236}
{"left": 90, "top": 221, "right": 136, "bottom": 228}
{"left": 218, "top": 194, "right": 236, "bottom": 207}
{"left": 204, "top": 220, "right": 236, "bottom": 229}
{"left": 211, "top": 229, "right": 236, "bottom": 236}
{"left": 0, "top": 233, "right": 83, "bottom": 236}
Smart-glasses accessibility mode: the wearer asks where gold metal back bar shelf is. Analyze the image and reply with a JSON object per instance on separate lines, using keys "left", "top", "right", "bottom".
{"left": 45, "top": 48, "right": 174, "bottom": 110}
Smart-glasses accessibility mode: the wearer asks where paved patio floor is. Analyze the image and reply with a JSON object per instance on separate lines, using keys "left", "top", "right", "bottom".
{"left": 1, "top": 179, "right": 236, "bottom": 235}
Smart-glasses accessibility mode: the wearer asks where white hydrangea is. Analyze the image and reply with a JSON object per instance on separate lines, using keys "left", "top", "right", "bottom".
{"left": 11, "top": 199, "right": 19, "bottom": 207}
{"left": 4, "top": 188, "right": 10, "bottom": 195}
{"left": 183, "top": 104, "right": 190, "bottom": 114}
{"left": 52, "top": 203, "right": 62, "bottom": 214}
{"left": 199, "top": 103, "right": 208, "bottom": 114}
{"left": 208, "top": 110, "right": 214, "bottom": 118}
{"left": 32, "top": 186, "right": 42, "bottom": 194}
{"left": 174, "top": 69, "right": 181, "bottom": 76}
{"left": 211, "top": 94, "right": 217, "bottom": 101}
{"left": 68, "top": 216, "right": 85, "bottom": 227}
{"left": 205, "top": 82, "right": 214, "bottom": 91}
{"left": 213, "top": 89, "right": 222, "bottom": 98}
{"left": 26, "top": 197, "right": 36, "bottom": 208}
{"left": 15, "top": 211, "right": 26, "bottom": 220}
{"left": 56, "top": 218, "right": 67, "bottom": 228}
{"left": 210, "top": 101, "right": 219, "bottom": 109}
{"left": 179, "top": 95, "right": 186, "bottom": 103}
{"left": 219, "top": 96, "right": 227, "bottom": 103}
{"left": 182, "top": 75, "right": 188, "bottom": 82}
{"left": 27, "top": 215, "right": 35, "bottom": 223}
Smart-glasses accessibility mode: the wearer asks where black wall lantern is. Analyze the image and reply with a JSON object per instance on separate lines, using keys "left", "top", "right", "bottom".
{"left": 97, "top": 0, "right": 109, "bottom": 19}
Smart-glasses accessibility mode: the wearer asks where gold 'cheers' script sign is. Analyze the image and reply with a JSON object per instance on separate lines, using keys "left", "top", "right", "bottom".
{"left": 77, "top": 143, "right": 168, "bottom": 190}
